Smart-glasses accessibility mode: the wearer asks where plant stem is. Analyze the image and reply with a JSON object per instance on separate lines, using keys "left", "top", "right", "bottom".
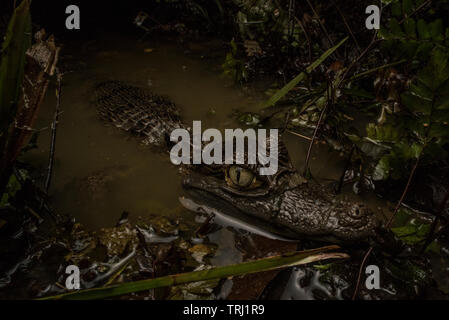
{"left": 353, "top": 156, "right": 421, "bottom": 299}
{"left": 40, "top": 71, "right": 62, "bottom": 210}
{"left": 303, "top": 84, "right": 331, "bottom": 176}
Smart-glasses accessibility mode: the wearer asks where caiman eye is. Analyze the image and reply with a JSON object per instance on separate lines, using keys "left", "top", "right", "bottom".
{"left": 227, "top": 166, "right": 256, "bottom": 188}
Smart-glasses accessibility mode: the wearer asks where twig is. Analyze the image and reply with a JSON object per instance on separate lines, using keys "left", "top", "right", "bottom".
{"left": 331, "top": 0, "right": 361, "bottom": 54}
{"left": 347, "top": 59, "right": 407, "bottom": 83}
{"left": 386, "top": 156, "right": 420, "bottom": 228}
{"left": 282, "top": 110, "right": 291, "bottom": 134}
{"left": 303, "top": 84, "right": 330, "bottom": 176}
{"left": 335, "top": 145, "right": 355, "bottom": 194}
{"left": 294, "top": 17, "right": 312, "bottom": 62}
{"left": 40, "top": 71, "right": 63, "bottom": 209}
{"left": 352, "top": 246, "right": 373, "bottom": 300}
{"left": 399, "top": 0, "right": 432, "bottom": 24}
{"left": 339, "top": 36, "right": 381, "bottom": 88}
{"left": 352, "top": 156, "right": 420, "bottom": 300}
{"left": 421, "top": 187, "right": 449, "bottom": 253}
{"left": 305, "top": 0, "right": 334, "bottom": 49}
{"left": 286, "top": 130, "right": 312, "bottom": 141}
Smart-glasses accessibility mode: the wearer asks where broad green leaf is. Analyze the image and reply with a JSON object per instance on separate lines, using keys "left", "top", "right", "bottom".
{"left": 402, "top": 0, "right": 414, "bottom": 16}
{"left": 386, "top": 260, "right": 430, "bottom": 286}
{"left": 366, "top": 123, "right": 401, "bottom": 142}
{"left": 410, "top": 143, "right": 423, "bottom": 158}
{"left": 391, "top": 223, "right": 430, "bottom": 245}
{"left": 404, "top": 18, "right": 416, "bottom": 38}
{"left": 0, "top": 173, "right": 21, "bottom": 206}
{"left": 392, "top": 2, "right": 403, "bottom": 17}
{"left": 429, "top": 19, "right": 444, "bottom": 41}
{"left": 373, "top": 155, "right": 391, "bottom": 181}
{"left": 410, "top": 81, "right": 433, "bottom": 100}
{"left": 417, "top": 19, "right": 430, "bottom": 39}
{"left": 428, "top": 123, "right": 449, "bottom": 140}
{"left": 431, "top": 47, "right": 449, "bottom": 72}
{"left": 389, "top": 18, "right": 403, "bottom": 37}
{"left": 401, "top": 92, "right": 432, "bottom": 115}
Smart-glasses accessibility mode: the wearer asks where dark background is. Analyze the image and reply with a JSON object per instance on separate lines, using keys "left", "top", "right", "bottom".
{"left": 1, "top": 0, "right": 177, "bottom": 39}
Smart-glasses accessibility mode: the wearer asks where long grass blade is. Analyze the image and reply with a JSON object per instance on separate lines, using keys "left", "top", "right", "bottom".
{"left": 40, "top": 245, "right": 348, "bottom": 300}
{"left": 262, "top": 37, "right": 348, "bottom": 108}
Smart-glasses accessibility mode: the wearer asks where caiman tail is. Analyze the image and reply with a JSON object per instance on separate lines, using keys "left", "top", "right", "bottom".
{"left": 94, "top": 80, "right": 184, "bottom": 148}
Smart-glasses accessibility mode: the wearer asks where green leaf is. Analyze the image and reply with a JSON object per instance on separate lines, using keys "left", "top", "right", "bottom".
{"left": 429, "top": 19, "right": 444, "bottom": 41}
{"left": 389, "top": 18, "right": 404, "bottom": 37}
{"left": 0, "top": 173, "right": 21, "bottom": 206}
{"left": 391, "top": 2, "right": 403, "bottom": 17}
{"left": 366, "top": 123, "right": 401, "bottom": 142}
{"left": 404, "top": 18, "right": 416, "bottom": 38}
{"left": 386, "top": 260, "right": 429, "bottom": 286}
{"left": 391, "top": 223, "right": 430, "bottom": 245}
{"left": 401, "top": 91, "right": 432, "bottom": 115}
{"left": 431, "top": 47, "right": 449, "bottom": 73}
{"left": 410, "top": 143, "right": 423, "bottom": 158}
{"left": 417, "top": 19, "right": 430, "bottom": 39}
{"left": 373, "top": 155, "right": 391, "bottom": 181}
{"left": 402, "top": 0, "right": 414, "bottom": 16}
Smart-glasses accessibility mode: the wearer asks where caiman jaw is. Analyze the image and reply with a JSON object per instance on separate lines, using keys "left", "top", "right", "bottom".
{"left": 181, "top": 170, "right": 379, "bottom": 244}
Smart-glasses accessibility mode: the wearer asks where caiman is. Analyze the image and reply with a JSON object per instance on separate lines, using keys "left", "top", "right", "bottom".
{"left": 94, "top": 81, "right": 379, "bottom": 244}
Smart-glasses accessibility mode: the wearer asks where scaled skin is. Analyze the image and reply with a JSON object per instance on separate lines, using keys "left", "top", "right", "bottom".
{"left": 95, "top": 81, "right": 379, "bottom": 243}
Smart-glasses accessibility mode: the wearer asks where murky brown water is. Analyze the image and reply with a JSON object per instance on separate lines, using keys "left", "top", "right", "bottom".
{"left": 22, "top": 34, "right": 264, "bottom": 229}
{"left": 13, "top": 32, "right": 433, "bottom": 300}
{"left": 22, "top": 32, "right": 385, "bottom": 231}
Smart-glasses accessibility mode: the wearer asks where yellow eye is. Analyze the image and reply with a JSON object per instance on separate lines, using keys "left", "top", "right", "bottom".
{"left": 227, "top": 166, "right": 256, "bottom": 188}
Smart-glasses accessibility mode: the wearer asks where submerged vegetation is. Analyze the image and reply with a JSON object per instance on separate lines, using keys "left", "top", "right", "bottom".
{"left": 1, "top": 0, "right": 449, "bottom": 300}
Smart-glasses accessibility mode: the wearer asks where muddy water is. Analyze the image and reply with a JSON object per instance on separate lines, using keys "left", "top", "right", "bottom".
{"left": 23, "top": 33, "right": 384, "bottom": 230}
{"left": 22, "top": 34, "right": 265, "bottom": 229}
{"left": 14, "top": 32, "right": 401, "bottom": 299}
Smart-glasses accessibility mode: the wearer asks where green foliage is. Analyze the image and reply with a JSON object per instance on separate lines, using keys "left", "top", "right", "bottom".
{"left": 371, "top": 47, "right": 449, "bottom": 180}
{"left": 367, "top": 0, "right": 449, "bottom": 181}
{"left": 380, "top": 0, "right": 449, "bottom": 61}
{"left": 262, "top": 37, "right": 348, "bottom": 108}
{"left": 238, "top": 112, "right": 261, "bottom": 126}
{"left": 390, "top": 209, "right": 440, "bottom": 253}
{"left": 234, "top": 0, "right": 279, "bottom": 41}
{"left": 366, "top": 123, "right": 401, "bottom": 143}
{"left": 222, "top": 39, "right": 247, "bottom": 82}
{"left": 385, "top": 259, "right": 430, "bottom": 287}
{"left": 391, "top": 223, "right": 430, "bottom": 245}
{"left": 401, "top": 47, "right": 449, "bottom": 141}
{"left": 0, "top": 173, "right": 21, "bottom": 207}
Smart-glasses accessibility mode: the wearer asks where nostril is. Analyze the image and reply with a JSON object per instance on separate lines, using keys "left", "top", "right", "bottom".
{"left": 355, "top": 208, "right": 360, "bottom": 215}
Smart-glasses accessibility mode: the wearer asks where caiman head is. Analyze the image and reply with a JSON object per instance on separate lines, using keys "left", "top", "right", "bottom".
{"left": 180, "top": 135, "right": 379, "bottom": 244}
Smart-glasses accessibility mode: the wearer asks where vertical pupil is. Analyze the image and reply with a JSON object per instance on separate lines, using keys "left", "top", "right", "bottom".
{"left": 236, "top": 168, "right": 241, "bottom": 183}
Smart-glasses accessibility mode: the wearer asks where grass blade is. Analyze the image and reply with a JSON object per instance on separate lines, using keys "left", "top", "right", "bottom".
{"left": 40, "top": 245, "right": 348, "bottom": 300}
{"left": 262, "top": 37, "right": 348, "bottom": 108}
